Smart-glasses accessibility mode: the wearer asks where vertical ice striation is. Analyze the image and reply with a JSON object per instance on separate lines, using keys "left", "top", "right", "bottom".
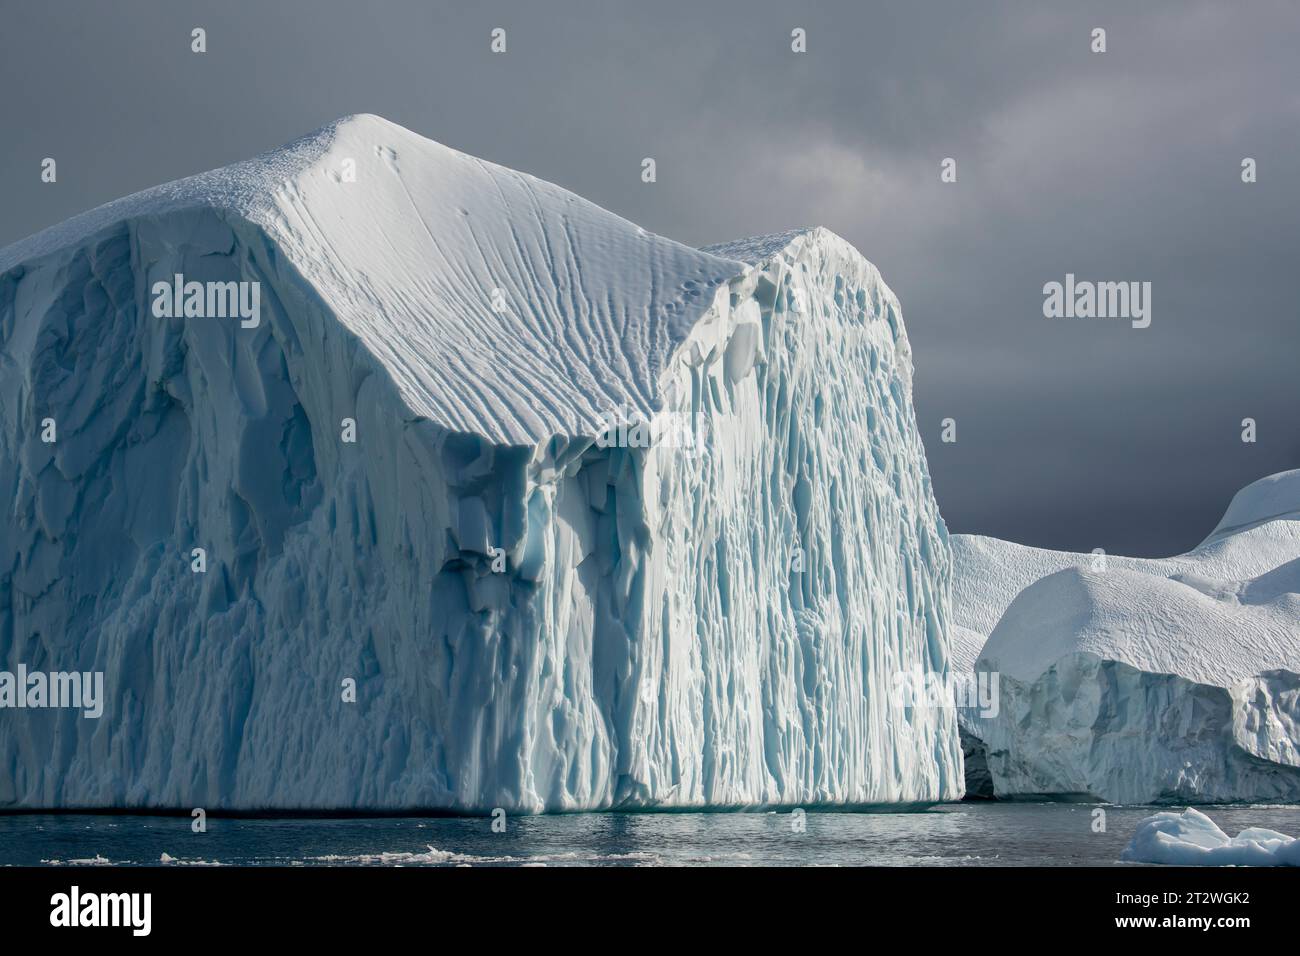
{"left": 0, "top": 115, "right": 958, "bottom": 811}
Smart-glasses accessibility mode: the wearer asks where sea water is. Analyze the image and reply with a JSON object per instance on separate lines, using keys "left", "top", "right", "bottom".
{"left": 3, "top": 803, "right": 1297, "bottom": 867}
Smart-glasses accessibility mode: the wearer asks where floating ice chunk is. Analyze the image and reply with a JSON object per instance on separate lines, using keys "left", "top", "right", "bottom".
{"left": 1121, "top": 808, "right": 1300, "bottom": 866}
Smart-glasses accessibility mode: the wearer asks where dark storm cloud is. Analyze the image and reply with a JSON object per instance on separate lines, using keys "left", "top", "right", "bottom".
{"left": 3, "top": 0, "right": 1297, "bottom": 555}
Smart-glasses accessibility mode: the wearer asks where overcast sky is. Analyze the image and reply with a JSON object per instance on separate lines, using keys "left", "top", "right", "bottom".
{"left": 3, "top": 0, "right": 1297, "bottom": 556}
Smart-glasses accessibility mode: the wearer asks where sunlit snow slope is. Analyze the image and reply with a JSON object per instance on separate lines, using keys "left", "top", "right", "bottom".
{"left": 953, "top": 471, "right": 1300, "bottom": 804}
{"left": 0, "top": 115, "right": 958, "bottom": 811}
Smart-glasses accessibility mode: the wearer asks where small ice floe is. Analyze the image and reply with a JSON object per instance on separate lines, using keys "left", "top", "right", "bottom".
{"left": 312, "top": 846, "right": 460, "bottom": 866}
{"left": 154, "top": 853, "right": 221, "bottom": 866}
{"left": 1121, "top": 807, "right": 1300, "bottom": 866}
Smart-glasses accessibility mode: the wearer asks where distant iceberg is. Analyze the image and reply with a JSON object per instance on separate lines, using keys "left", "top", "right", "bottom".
{"left": 0, "top": 115, "right": 958, "bottom": 811}
{"left": 953, "top": 470, "right": 1300, "bottom": 804}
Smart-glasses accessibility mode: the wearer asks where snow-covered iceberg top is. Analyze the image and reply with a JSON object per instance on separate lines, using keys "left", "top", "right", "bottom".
{"left": 955, "top": 470, "right": 1300, "bottom": 687}
{"left": 7, "top": 115, "right": 747, "bottom": 446}
{"left": 1122, "top": 808, "right": 1300, "bottom": 866}
{"left": 1204, "top": 469, "right": 1300, "bottom": 543}
{"left": 980, "top": 559, "right": 1300, "bottom": 689}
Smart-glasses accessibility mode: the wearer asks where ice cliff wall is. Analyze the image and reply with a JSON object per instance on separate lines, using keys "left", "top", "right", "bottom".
{"left": 0, "top": 115, "right": 958, "bottom": 811}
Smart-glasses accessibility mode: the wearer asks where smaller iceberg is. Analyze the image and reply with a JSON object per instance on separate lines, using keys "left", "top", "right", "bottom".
{"left": 1121, "top": 808, "right": 1300, "bottom": 866}
{"left": 951, "top": 469, "right": 1300, "bottom": 804}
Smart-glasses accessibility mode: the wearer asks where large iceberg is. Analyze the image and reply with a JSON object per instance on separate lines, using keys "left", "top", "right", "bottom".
{"left": 954, "top": 470, "right": 1300, "bottom": 803}
{"left": 0, "top": 115, "right": 959, "bottom": 811}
